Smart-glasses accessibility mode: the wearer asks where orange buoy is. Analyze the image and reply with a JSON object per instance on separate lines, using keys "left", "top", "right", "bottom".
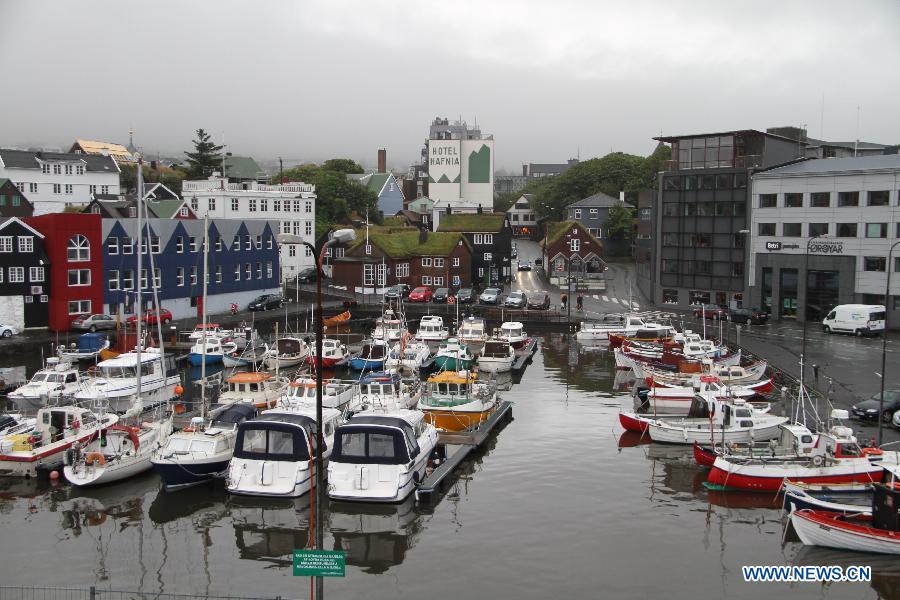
{"left": 174, "top": 385, "right": 184, "bottom": 396}
{"left": 49, "top": 470, "right": 60, "bottom": 480}
{"left": 173, "top": 403, "right": 186, "bottom": 415}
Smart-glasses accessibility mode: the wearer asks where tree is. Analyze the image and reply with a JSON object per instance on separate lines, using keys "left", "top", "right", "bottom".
{"left": 604, "top": 202, "right": 637, "bottom": 240}
{"left": 322, "top": 158, "right": 364, "bottom": 174}
{"left": 183, "top": 128, "right": 224, "bottom": 179}
{"left": 120, "top": 163, "right": 188, "bottom": 195}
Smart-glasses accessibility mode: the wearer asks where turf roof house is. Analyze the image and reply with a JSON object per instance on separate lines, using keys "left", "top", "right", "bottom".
{"left": 542, "top": 220, "right": 607, "bottom": 290}
{"left": 329, "top": 227, "right": 472, "bottom": 293}
{"left": 437, "top": 212, "right": 512, "bottom": 287}
{"left": 83, "top": 183, "right": 196, "bottom": 219}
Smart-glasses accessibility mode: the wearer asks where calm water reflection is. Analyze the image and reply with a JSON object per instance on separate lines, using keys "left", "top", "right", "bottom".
{"left": 0, "top": 334, "right": 892, "bottom": 599}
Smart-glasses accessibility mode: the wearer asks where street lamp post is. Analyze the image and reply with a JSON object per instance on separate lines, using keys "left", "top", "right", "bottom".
{"left": 877, "top": 241, "right": 900, "bottom": 445}
{"left": 284, "top": 228, "right": 355, "bottom": 600}
{"left": 801, "top": 234, "right": 825, "bottom": 390}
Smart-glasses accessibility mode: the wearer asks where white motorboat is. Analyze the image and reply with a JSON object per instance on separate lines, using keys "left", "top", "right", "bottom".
{"left": 307, "top": 338, "right": 349, "bottom": 369}
{"left": 152, "top": 404, "right": 257, "bottom": 491}
{"left": 646, "top": 396, "right": 788, "bottom": 445}
{"left": 278, "top": 377, "right": 359, "bottom": 411}
{"left": 0, "top": 414, "right": 36, "bottom": 438}
{"left": 497, "top": 322, "right": 529, "bottom": 350}
{"left": 477, "top": 339, "right": 516, "bottom": 373}
{"left": 576, "top": 314, "right": 672, "bottom": 341}
{"left": 0, "top": 405, "right": 118, "bottom": 477}
{"left": 354, "top": 371, "right": 421, "bottom": 411}
{"left": 218, "top": 372, "right": 290, "bottom": 410}
{"left": 415, "top": 315, "right": 449, "bottom": 342}
{"left": 386, "top": 341, "right": 431, "bottom": 372}
{"left": 643, "top": 376, "right": 768, "bottom": 414}
{"left": 634, "top": 360, "right": 769, "bottom": 387}
{"left": 328, "top": 409, "right": 438, "bottom": 503}
{"left": 63, "top": 413, "right": 173, "bottom": 487}
{"left": 189, "top": 336, "right": 236, "bottom": 366}
{"left": 188, "top": 323, "right": 231, "bottom": 341}
{"left": 223, "top": 343, "right": 269, "bottom": 368}
{"left": 432, "top": 338, "right": 476, "bottom": 371}
{"left": 457, "top": 317, "right": 488, "bottom": 348}
{"left": 265, "top": 337, "right": 310, "bottom": 370}
{"left": 7, "top": 357, "right": 85, "bottom": 412}
{"left": 418, "top": 370, "right": 499, "bottom": 432}
{"left": 226, "top": 405, "right": 342, "bottom": 498}
{"left": 372, "top": 309, "right": 407, "bottom": 342}
{"left": 57, "top": 332, "right": 110, "bottom": 363}
{"left": 75, "top": 348, "right": 180, "bottom": 414}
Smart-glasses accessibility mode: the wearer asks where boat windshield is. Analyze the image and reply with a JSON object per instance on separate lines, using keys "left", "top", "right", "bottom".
{"left": 30, "top": 373, "right": 49, "bottom": 383}
{"left": 235, "top": 426, "right": 309, "bottom": 461}
{"left": 332, "top": 428, "right": 410, "bottom": 465}
{"left": 101, "top": 366, "right": 138, "bottom": 378}
{"left": 433, "top": 382, "right": 468, "bottom": 395}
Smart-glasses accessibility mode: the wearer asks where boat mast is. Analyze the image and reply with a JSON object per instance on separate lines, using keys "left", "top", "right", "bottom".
{"left": 200, "top": 215, "right": 209, "bottom": 420}
{"left": 135, "top": 157, "right": 144, "bottom": 409}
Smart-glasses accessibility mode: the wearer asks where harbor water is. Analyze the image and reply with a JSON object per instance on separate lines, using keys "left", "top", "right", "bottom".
{"left": 0, "top": 333, "right": 896, "bottom": 599}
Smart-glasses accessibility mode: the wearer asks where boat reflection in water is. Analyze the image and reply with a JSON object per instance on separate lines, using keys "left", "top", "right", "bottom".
{"left": 789, "top": 545, "right": 900, "bottom": 598}
{"left": 232, "top": 495, "right": 312, "bottom": 567}
{"left": 330, "top": 496, "right": 425, "bottom": 574}
{"left": 61, "top": 471, "right": 161, "bottom": 535}
{"left": 149, "top": 482, "right": 230, "bottom": 524}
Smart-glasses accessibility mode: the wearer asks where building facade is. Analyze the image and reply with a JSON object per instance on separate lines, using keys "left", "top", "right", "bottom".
{"left": 505, "top": 194, "right": 540, "bottom": 239}
{"left": 0, "top": 217, "right": 49, "bottom": 328}
{"left": 651, "top": 129, "right": 804, "bottom": 309}
{"left": 347, "top": 172, "right": 405, "bottom": 216}
{"left": 182, "top": 176, "right": 315, "bottom": 277}
{"left": 0, "top": 178, "right": 34, "bottom": 218}
{"left": 101, "top": 218, "right": 281, "bottom": 321}
{"left": 0, "top": 149, "right": 120, "bottom": 215}
{"left": 635, "top": 190, "right": 655, "bottom": 303}
{"left": 426, "top": 117, "right": 494, "bottom": 211}
{"left": 524, "top": 159, "right": 579, "bottom": 178}
{"left": 26, "top": 213, "right": 105, "bottom": 332}
{"left": 437, "top": 213, "right": 513, "bottom": 287}
{"left": 748, "top": 155, "right": 900, "bottom": 322}
{"left": 543, "top": 221, "right": 606, "bottom": 290}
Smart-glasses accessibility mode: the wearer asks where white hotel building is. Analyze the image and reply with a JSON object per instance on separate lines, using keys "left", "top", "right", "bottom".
{"left": 182, "top": 176, "right": 316, "bottom": 279}
{"left": 749, "top": 155, "right": 900, "bottom": 323}
{"left": 0, "top": 149, "right": 121, "bottom": 215}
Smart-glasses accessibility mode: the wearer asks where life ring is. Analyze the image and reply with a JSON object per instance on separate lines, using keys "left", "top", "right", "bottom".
{"left": 862, "top": 447, "right": 884, "bottom": 456}
{"left": 183, "top": 426, "right": 196, "bottom": 432}
{"left": 812, "top": 455, "right": 825, "bottom": 467}
{"left": 85, "top": 452, "right": 106, "bottom": 466}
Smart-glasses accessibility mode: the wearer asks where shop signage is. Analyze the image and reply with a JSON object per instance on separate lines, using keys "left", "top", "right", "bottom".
{"left": 765, "top": 241, "right": 782, "bottom": 251}
{"left": 809, "top": 240, "right": 843, "bottom": 254}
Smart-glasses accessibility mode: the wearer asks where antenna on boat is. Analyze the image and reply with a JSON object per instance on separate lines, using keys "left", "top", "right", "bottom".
{"left": 200, "top": 214, "right": 210, "bottom": 421}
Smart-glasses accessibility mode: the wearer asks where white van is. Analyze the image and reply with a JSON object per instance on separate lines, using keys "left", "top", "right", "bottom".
{"left": 822, "top": 304, "right": 886, "bottom": 336}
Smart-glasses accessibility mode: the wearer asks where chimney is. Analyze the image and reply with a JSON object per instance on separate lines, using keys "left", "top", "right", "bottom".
{"left": 619, "top": 191, "right": 625, "bottom": 203}
{"left": 377, "top": 148, "right": 387, "bottom": 173}
{"left": 419, "top": 227, "right": 428, "bottom": 244}
{"left": 522, "top": 164, "right": 528, "bottom": 177}
{"left": 446, "top": 206, "right": 451, "bottom": 216}
{"left": 477, "top": 205, "right": 483, "bottom": 214}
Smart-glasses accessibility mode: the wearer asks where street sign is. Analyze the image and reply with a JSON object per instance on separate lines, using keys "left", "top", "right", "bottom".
{"left": 293, "top": 550, "right": 346, "bottom": 577}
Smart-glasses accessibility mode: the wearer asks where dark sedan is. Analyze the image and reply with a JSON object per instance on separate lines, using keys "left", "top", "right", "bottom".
{"left": 851, "top": 391, "right": 900, "bottom": 422}
{"left": 432, "top": 287, "right": 451, "bottom": 303}
{"left": 727, "top": 308, "right": 769, "bottom": 325}
{"left": 248, "top": 294, "right": 284, "bottom": 311}
{"left": 527, "top": 293, "right": 551, "bottom": 310}
{"left": 383, "top": 284, "right": 411, "bottom": 301}
{"left": 296, "top": 267, "right": 322, "bottom": 283}
{"left": 456, "top": 288, "right": 475, "bottom": 304}
{"left": 517, "top": 262, "right": 532, "bottom": 272}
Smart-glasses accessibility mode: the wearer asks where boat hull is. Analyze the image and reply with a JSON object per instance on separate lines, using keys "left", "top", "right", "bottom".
{"left": 619, "top": 412, "right": 651, "bottom": 433}
{"left": 707, "top": 458, "right": 883, "bottom": 492}
{"left": 64, "top": 453, "right": 154, "bottom": 487}
{"left": 791, "top": 510, "right": 900, "bottom": 554}
{"left": 783, "top": 489, "right": 873, "bottom": 516}
{"left": 648, "top": 418, "right": 786, "bottom": 445}
{"left": 189, "top": 352, "right": 223, "bottom": 367}
{"left": 349, "top": 358, "right": 385, "bottom": 371}
{"left": 432, "top": 356, "right": 473, "bottom": 371}
{"left": 477, "top": 358, "right": 513, "bottom": 373}
{"left": 421, "top": 407, "right": 494, "bottom": 432}
{"left": 152, "top": 456, "right": 231, "bottom": 491}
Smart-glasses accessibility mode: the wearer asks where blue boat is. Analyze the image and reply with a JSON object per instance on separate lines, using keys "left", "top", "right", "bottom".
{"left": 349, "top": 340, "right": 388, "bottom": 371}
{"left": 188, "top": 337, "right": 229, "bottom": 366}
{"left": 58, "top": 332, "right": 109, "bottom": 362}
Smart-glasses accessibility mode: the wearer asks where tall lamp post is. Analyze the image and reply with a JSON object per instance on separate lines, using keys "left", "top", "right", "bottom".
{"left": 279, "top": 228, "right": 356, "bottom": 600}
{"left": 878, "top": 241, "right": 900, "bottom": 445}
{"left": 801, "top": 233, "right": 826, "bottom": 390}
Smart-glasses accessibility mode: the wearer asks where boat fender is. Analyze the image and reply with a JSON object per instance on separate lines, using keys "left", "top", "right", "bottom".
{"left": 812, "top": 455, "right": 824, "bottom": 467}
{"left": 85, "top": 452, "right": 106, "bottom": 466}
{"left": 64, "top": 448, "right": 75, "bottom": 466}
{"left": 862, "top": 447, "right": 884, "bottom": 456}
{"left": 70, "top": 420, "right": 80, "bottom": 430}
{"left": 359, "top": 395, "right": 369, "bottom": 409}
{"left": 413, "top": 471, "right": 421, "bottom": 484}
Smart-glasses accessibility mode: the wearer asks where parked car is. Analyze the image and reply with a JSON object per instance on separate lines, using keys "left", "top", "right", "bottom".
{"left": 517, "top": 262, "right": 532, "bottom": 272}
{"left": 479, "top": 287, "right": 502, "bottom": 305}
{"left": 248, "top": 294, "right": 284, "bottom": 311}
{"left": 0, "top": 324, "right": 19, "bottom": 338}
{"left": 503, "top": 291, "right": 528, "bottom": 309}
{"left": 432, "top": 287, "right": 451, "bottom": 303}
{"left": 533, "top": 258, "right": 543, "bottom": 266}
{"left": 851, "top": 390, "right": 900, "bottom": 422}
{"left": 126, "top": 308, "right": 173, "bottom": 325}
{"left": 296, "top": 267, "right": 323, "bottom": 284}
{"left": 527, "top": 293, "right": 551, "bottom": 310}
{"left": 383, "top": 284, "right": 411, "bottom": 301}
{"left": 511, "top": 245, "right": 518, "bottom": 259}
{"left": 457, "top": 288, "right": 475, "bottom": 304}
{"left": 408, "top": 286, "right": 433, "bottom": 302}
{"left": 692, "top": 305, "right": 727, "bottom": 320}
{"left": 71, "top": 313, "right": 117, "bottom": 331}
{"left": 727, "top": 308, "right": 769, "bottom": 325}
{"left": 823, "top": 304, "right": 886, "bottom": 336}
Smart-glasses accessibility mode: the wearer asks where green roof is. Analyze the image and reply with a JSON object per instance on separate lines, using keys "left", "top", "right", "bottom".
{"left": 436, "top": 213, "right": 505, "bottom": 233}
{"left": 223, "top": 156, "right": 266, "bottom": 181}
{"left": 407, "top": 197, "right": 434, "bottom": 213}
{"left": 543, "top": 220, "right": 602, "bottom": 246}
{"left": 382, "top": 215, "right": 407, "bottom": 227}
{"left": 147, "top": 198, "right": 186, "bottom": 219}
{"left": 346, "top": 172, "right": 390, "bottom": 194}
{"left": 349, "top": 227, "right": 467, "bottom": 258}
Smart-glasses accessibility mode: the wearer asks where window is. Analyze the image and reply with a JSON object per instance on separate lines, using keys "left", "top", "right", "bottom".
{"left": 759, "top": 194, "right": 777, "bottom": 208}
{"left": 364, "top": 263, "right": 375, "bottom": 286}
{"left": 231, "top": 198, "right": 239, "bottom": 211}
{"left": 733, "top": 233, "right": 746, "bottom": 248}
{"left": 53, "top": 164, "right": 61, "bottom": 175}
{"left": 305, "top": 200, "right": 312, "bottom": 213}
{"left": 421, "top": 257, "right": 432, "bottom": 267}
{"left": 452, "top": 257, "right": 460, "bottom": 267}
{"left": 41, "top": 164, "right": 50, "bottom": 174}
{"left": 249, "top": 199, "right": 257, "bottom": 212}
{"left": 17, "top": 237, "right": 33, "bottom": 252}
{"left": 67, "top": 235, "right": 90, "bottom": 261}
{"left": 215, "top": 236, "right": 222, "bottom": 251}
{"left": 122, "top": 270, "right": 134, "bottom": 290}
{"left": 140, "top": 269, "right": 148, "bottom": 290}
{"left": 89, "top": 184, "right": 96, "bottom": 195}
{"left": 811, "top": 192, "right": 830, "bottom": 207}
{"left": 452, "top": 275, "right": 461, "bottom": 286}
{"left": 173, "top": 236, "right": 184, "bottom": 253}
{"left": 67, "top": 300, "right": 91, "bottom": 315}
{"left": 265, "top": 262, "right": 272, "bottom": 278}
{"left": 190, "top": 197, "right": 198, "bottom": 211}
{"left": 288, "top": 245, "right": 296, "bottom": 257}
{"left": 663, "top": 289, "right": 679, "bottom": 304}
{"left": 868, "top": 191, "right": 889, "bottom": 206}
{"left": 305, "top": 221, "right": 312, "bottom": 236}
{"left": 396, "top": 263, "right": 409, "bottom": 277}
{"left": 180, "top": 206, "right": 189, "bottom": 217}
{"left": 866, "top": 223, "right": 888, "bottom": 238}
{"left": 68, "top": 269, "right": 91, "bottom": 286}
{"left": 838, "top": 191, "right": 859, "bottom": 207}
{"left": 255, "top": 235, "right": 262, "bottom": 249}
{"left": 483, "top": 252, "right": 492, "bottom": 261}
{"left": 589, "top": 208, "right": 599, "bottom": 216}
{"left": 189, "top": 237, "right": 198, "bottom": 252}
{"left": 245, "top": 235, "right": 251, "bottom": 250}
{"left": 864, "top": 256, "right": 887, "bottom": 272}
{"left": 76, "top": 165, "right": 84, "bottom": 175}
{"left": 784, "top": 193, "right": 803, "bottom": 208}
{"left": 29, "top": 267, "right": 44, "bottom": 282}
{"left": 473, "top": 234, "right": 483, "bottom": 245}
{"left": 153, "top": 268, "right": 161, "bottom": 288}
{"left": 256, "top": 262, "right": 262, "bottom": 279}
{"left": 434, "top": 276, "right": 444, "bottom": 286}
{"left": 245, "top": 263, "right": 251, "bottom": 279}
{"left": 808, "top": 223, "right": 828, "bottom": 237}
{"left": 682, "top": 203, "right": 696, "bottom": 216}
{"left": 108, "top": 270, "right": 119, "bottom": 291}
{"left": 209, "top": 198, "right": 216, "bottom": 211}
{"left": 190, "top": 266, "right": 197, "bottom": 285}
{"left": 53, "top": 184, "right": 61, "bottom": 194}
{"left": 260, "top": 199, "right": 268, "bottom": 212}
{"left": 176, "top": 267, "right": 184, "bottom": 286}
{"left": 150, "top": 236, "right": 160, "bottom": 253}
{"left": 574, "top": 209, "right": 582, "bottom": 219}
{"left": 661, "top": 259, "right": 677, "bottom": 273}
{"left": 696, "top": 261, "right": 711, "bottom": 274}
{"left": 663, "top": 203, "right": 678, "bottom": 216}
{"left": 122, "top": 236, "right": 133, "bottom": 254}
{"left": 11, "top": 195, "right": 21, "bottom": 207}
{"left": 783, "top": 223, "right": 801, "bottom": 237}
{"left": 100, "top": 185, "right": 109, "bottom": 195}
{"left": 273, "top": 200, "right": 281, "bottom": 212}
{"left": 64, "top": 184, "right": 73, "bottom": 195}
{"left": 836, "top": 223, "right": 858, "bottom": 237}
{"left": 570, "top": 238, "right": 581, "bottom": 252}
{"left": 8, "top": 267, "right": 23, "bottom": 282}
{"left": 758, "top": 223, "right": 776, "bottom": 236}
{"left": 477, "top": 267, "right": 484, "bottom": 278}
{"left": 0, "top": 237, "right": 11, "bottom": 253}
{"left": 422, "top": 275, "right": 433, "bottom": 286}
{"left": 29, "top": 183, "right": 37, "bottom": 193}
{"left": 732, "top": 262, "right": 744, "bottom": 277}
{"left": 266, "top": 236, "right": 273, "bottom": 250}
{"left": 216, "top": 266, "right": 223, "bottom": 283}
{"left": 64, "top": 164, "right": 72, "bottom": 175}
{"left": 234, "top": 264, "right": 241, "bottom": 281}
{"left": 434, "top": 258, "right": 444, "bottom": 267}
{"left": 108, "top": 236, "right": 119, "bottom": 255}
{"left": 689, "top": 290, "right": 710, "bottom": 305}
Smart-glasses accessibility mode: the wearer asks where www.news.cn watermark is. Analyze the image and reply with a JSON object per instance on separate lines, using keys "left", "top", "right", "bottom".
{"left": 743, "top": 565, "right": 872, "bottom": 583}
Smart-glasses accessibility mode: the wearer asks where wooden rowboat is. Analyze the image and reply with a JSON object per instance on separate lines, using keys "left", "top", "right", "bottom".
{"left": 324, "top": 311, "right": 351, "bottom": 328}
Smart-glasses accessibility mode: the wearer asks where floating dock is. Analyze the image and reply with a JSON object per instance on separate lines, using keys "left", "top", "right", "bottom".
{"left": 415, "top": 400, "right": 514, "bottom": 501}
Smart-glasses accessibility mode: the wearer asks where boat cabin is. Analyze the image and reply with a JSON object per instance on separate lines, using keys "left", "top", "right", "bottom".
{"left": 29, "top": 359, "right": 81, "bottom": 386}
{"left": 873, "top": 481, "right": 900, "bottom": 532}
{"left": 424, "top": 371, "right": 477, "bottom": 399}
{"left": 225, "top": 372, "right": 276, "bottom": 395}
{"left": 482, "top": 340, "right": 513, "bottom": 359}
{"left": 37, "top": 406, "right": 98, "bottom": 444}
{"left": 360, "top": 342, "right": 388, "bottom": 360}
{"left": 190, "top": 323, "right": 227, "bottom": 340}
{"left": 458, "top": 318, "right": 486, "bottom": 340}
{"left": 417, "top": 316, "right": 447, "bottom": 336}
{"left": 273, "top": 337, "right": 308, "bottom": 358}
{"left": 359, "top": 372, "right": 402, "bottom": 397}
{"left": 499, "top": 322, "right": 525, "bottom": 340}
{"left": 235, "top": 409, "right": 339, "bottom": 462}
{"left": 97, "top": 351, "right": 177, "bottom": 380}
{"left": 284, "top": 378, "right": 317, "bottom": 402}
{"left": 331, "top": 412, "right": 426, "bottom": 466}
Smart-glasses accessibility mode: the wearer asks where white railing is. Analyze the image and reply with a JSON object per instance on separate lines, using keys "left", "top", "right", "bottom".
{"left": 182, "top": 180, "right": 315, "bottom": 194}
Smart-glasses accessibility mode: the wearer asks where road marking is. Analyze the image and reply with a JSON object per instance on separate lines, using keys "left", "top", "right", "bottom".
{"left": 592, "top": 295, "right": 599, "bottom": 300}
{"left": 602, "top": 295, "right": 609, "bottom": 302}
{"left": 612, "top": 298, "right": 622, "bottom": 305}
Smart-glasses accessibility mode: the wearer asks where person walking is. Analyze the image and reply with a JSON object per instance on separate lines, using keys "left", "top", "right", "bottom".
{"left": 576, "top": 294, "right": 584, "bottom": 311}
{"left": 561, "top": 293, "right": 568, "bottom": 310}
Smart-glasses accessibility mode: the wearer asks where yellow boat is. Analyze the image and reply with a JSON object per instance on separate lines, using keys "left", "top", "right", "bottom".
{"left": 417, "top": 371, "right": 498, "bottom": 432}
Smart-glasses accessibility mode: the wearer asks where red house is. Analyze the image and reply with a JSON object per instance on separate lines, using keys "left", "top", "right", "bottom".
{"left": 26, "top": 213, "right": 104, "bottom": 331}
{"left": 542, "top": 220, "right": 606, "bottom": 290}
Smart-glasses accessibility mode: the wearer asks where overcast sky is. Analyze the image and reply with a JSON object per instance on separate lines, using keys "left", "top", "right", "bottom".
{"left": 2, "top": 0, "right": 898, "bottom": 172}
